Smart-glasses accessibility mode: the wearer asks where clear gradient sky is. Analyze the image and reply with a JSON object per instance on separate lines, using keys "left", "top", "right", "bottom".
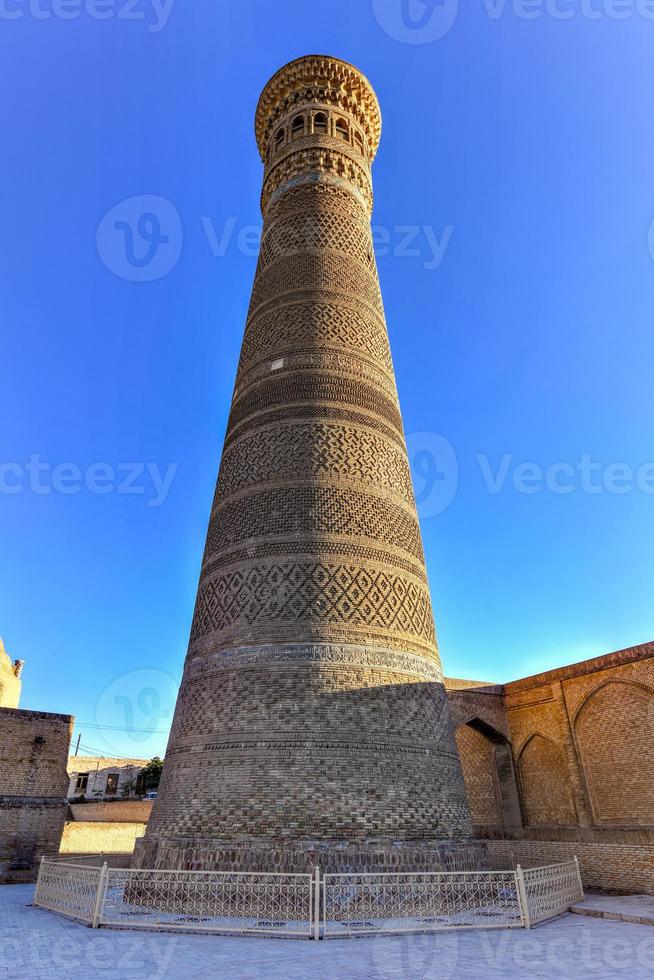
{"left": 2, "top": 1, "right": 653, "bottom": 760}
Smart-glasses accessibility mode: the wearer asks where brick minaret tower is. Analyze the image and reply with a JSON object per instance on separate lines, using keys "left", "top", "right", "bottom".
{"left": 136, "top": 56, "right": 477, "bottom": 873}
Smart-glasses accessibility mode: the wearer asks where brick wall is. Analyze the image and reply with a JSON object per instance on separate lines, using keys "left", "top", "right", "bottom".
{"left": 447, "top": 642, "right": 654, "bottom": 892}
{"left": 482, "top": 838, "right": 654, "bottom": 895}
{"left": 504, "top": 642, "right": 654, "bottom": 830}
{"left": 60, "top": 821, "right": 146, "bottom": 855}
{"left": 0, "top": 707, "right": 73, "bottom": 882}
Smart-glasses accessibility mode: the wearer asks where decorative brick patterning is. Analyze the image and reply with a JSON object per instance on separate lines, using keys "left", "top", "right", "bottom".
{"left": 136, "top": 56, "right": 474, "bottom": 874}
{"left": 518, "top": 735, "right": 577, "bottom": 828}
{"left": 455, "top": 724, "right": 503, "bottom": 828}
{"left": 575, "top": 680, "right": 654, "bottom": 827}
{"left": 446, "top": 641, "right": 654, "bottom": 893}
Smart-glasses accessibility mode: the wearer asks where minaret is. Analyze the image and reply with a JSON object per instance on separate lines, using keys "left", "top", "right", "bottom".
{"left": 136, "top": 56, "right": 477, "bottom": 873}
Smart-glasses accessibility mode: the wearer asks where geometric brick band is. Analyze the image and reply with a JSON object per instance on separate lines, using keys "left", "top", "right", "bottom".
{"left": 227, "top": 373, "right": 403, "bottom": 434}
{"left": 189, "top": 559, "right": 437, "bottom": 647}
{"left": 205, "top": 484, "right": 426, "bottom": 561}
{"left": 215, "top": 421, "right": 414, "bottom": 503}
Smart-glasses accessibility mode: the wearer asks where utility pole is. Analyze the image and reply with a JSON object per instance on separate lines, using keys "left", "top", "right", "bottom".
{"left": 74, "top": 733, "right": 81, "bottom": 756}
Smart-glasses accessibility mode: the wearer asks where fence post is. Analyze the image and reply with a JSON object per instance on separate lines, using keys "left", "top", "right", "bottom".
{"left": 573, "top": 856, "right": 585, "bottom": 902}
{"left": 33, "top": 855, "right": 46, "bottom": 907}
{"left": 313, "top": 866, "right": 321, "bottom": 940}
{"left": 515, "top": 864, "right": 531, "bottom": 929}
{"left": 91, "top": 862, "right": 109, "bottom": 929}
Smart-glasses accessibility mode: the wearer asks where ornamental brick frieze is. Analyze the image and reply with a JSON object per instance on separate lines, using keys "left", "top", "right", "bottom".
{"left": 183, "top": 645, "right": 443, "bottom": 683}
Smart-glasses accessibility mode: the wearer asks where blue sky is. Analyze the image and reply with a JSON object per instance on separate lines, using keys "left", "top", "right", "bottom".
{"left": 1, "top": 2, "right": 653, "bottom": 759}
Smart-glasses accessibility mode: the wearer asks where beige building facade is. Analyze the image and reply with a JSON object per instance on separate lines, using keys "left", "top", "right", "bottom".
{"left": 0, "top": 639, "right": 24, "bottom": 709}
{"left": 67, "top": 757, "right": 150, "bottom": 801}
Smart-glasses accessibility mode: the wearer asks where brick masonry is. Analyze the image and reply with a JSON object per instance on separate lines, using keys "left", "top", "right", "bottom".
{"left": 483, "top": 839, "right": 654, "bottom": 895}
{"left": 135, "top": 56, "right": 476, "bottom": 875}
{"left": 446, "top": 641, "right": 654, "bottom": 893}
{"left": 0, "top": 707, "right": 73, "bottom": 883}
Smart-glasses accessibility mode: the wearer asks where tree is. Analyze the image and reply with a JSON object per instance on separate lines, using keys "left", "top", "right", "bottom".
{"left": 139, "top": 757, "right": 163, "bottom": 792}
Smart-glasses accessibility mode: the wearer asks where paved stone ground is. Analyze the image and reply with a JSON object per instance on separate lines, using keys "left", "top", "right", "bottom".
{"left": 3, "top": 885, "right": 654, "bottom": 979}
{"left": 572, "top": 894, "right": 654, "bottom": 926}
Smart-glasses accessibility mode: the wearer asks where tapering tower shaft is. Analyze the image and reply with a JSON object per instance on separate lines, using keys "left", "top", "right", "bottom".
{"left": 136, "top": 56, "right": 475, "bottom": 873}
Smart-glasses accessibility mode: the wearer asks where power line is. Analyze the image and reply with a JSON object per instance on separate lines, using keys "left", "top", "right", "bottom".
{"left": 72, "top": 721, "right": 171, "bottom": 734}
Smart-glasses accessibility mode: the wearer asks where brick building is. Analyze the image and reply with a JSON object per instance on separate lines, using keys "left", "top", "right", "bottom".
{"left": 446, "top": 640, "right": 654, "bottom": 893}
{"left": 0, "top": 644, "right": 74, "bottom": 882}
{"left": 0, "top": 706, "right": 73, "bottom": 883}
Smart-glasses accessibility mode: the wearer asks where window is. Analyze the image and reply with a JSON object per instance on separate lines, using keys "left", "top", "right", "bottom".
{"left": 335, "top": 117, "right": 349, "bottom": 141}
{"left": 105, "top": 773, "right": 119, "bottom": 796}
{"left": 313, "top": 112, "right": 328, "bottom": 135}
{"left": 275, "top": 127, "right": 285, "bottom": 148}
{"left": 291, "top": 115, "right": 305, "bottom": 138}
{"left": 75, "top": 773, "right": 89, "bottom": 792}
{"left": 354, "top": 131, "right": 365, "bottom": 154}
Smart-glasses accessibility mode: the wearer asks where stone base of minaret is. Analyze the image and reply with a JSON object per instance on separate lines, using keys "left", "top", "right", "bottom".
{"left": 133, "top": 835, "right": 487, "bottom": 874}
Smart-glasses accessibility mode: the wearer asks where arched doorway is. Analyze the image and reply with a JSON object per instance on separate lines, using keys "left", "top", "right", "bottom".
{"left": 455, "top": 719, "right": 522, "bottom": 831}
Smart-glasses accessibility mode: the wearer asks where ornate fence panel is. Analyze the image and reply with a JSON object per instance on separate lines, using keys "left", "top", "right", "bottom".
{"left": 33, "top": 859, "right": 104, "bottom": 925}
{"left": 33, "top": 858, "right": 582, "bottom": 937}
{"left": 322, "top": 870, "right": 524, "bottom": 937}
{"left": 520, "top": 859, "right": 584, "bottom": 927}
{"left": 99, "top": 868, "right": 315, "bottom": 938}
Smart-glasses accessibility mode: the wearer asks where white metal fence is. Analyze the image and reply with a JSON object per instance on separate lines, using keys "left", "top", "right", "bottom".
{"left": 322, "top": 869, "right": 523, "bottom": 937}
{"left": 100, "top": 867, "right": 315, "bottom": 937}
{"left": 33, "top": 857, "right": 583, "bottom": 938}
{"left": 519, "top": 859, "right": 585, "bottom": 928}
{"left": 33, "top": 860, "right": 105, "bottom": 925}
